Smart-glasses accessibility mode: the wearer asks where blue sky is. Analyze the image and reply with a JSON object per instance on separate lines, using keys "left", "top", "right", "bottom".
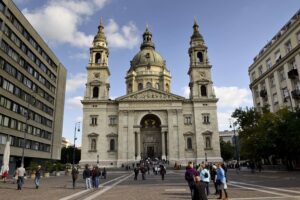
{"left": 14, "top": 0, "right": 300, "bottom": 146}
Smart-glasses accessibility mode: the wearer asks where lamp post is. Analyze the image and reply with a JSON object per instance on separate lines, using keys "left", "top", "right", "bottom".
{"left": 205, "top": 152, "right": 207, "bottom": 163}
{"left": 229, "top": 119, "right": 239, "bottom": 163}
{"left": 73, "top": 122, "right": 80, "bottom": 167}
{"left": 97, "top": 154, "right": 99, "bottom": 164}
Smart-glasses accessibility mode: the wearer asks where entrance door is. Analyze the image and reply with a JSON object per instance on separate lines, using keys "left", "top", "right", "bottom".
{"left": 147, "top": 146, "right": 154, "bottom": 158}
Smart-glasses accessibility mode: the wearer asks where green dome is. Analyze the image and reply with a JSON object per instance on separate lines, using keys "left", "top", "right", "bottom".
{"left": 130, "top": 26, "right": 165, "bottom": 68}
{"left": 131, "top": 48, "right": 165, "bottom": 68}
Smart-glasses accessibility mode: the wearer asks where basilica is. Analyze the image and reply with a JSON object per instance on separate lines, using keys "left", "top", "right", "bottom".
{"left": 80, "top": 19, "right": 222, "bottom": 167}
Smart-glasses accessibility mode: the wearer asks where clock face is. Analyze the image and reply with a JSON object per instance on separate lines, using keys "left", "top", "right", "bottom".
{"left": 94, "top": 73, "right": 100, "bottom": 78}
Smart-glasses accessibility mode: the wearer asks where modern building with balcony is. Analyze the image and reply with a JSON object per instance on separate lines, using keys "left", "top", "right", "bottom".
{"left": 249, "top": 9, "right": 300, "bottom": 112}
{"left": 0, "top": 0, "right": 66, "bottom": 168}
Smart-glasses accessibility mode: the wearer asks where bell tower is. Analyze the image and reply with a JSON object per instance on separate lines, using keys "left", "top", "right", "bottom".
{"left": 85, "top": 18, "right": 110, "bottom": 100}
{"left": 188, "top": 19, "right": 216, "bottom": 100}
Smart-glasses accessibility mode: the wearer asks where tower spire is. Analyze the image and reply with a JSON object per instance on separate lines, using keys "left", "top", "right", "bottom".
{"left": 191, "top": 17, "right": 204, "bottom": 43}
{"left": 140, "top": 24, "right": 155, "bottom": 50}
{"left": 93, "top": 17, "right": 107, "bottom": 45}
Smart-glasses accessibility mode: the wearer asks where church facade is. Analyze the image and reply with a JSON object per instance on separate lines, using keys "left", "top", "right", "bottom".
{"left": 80, "top": 19, "right": 222, "bottom": 167}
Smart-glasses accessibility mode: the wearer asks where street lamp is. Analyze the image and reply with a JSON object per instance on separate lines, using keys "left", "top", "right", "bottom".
{"left": 73, "top": 122, "right": 80, "bottom": 167}
{"left": 229, "top": 119, "right": 239, "bottom": 163}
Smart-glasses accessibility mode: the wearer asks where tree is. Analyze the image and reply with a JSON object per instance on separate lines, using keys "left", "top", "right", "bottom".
{"left": 60, "top": 146, "right": 81, "bottom": 164}
{"left": 232, "top": 107, "right": 300, "bottom": 170}
{"left": 220, "top": 140, "right": 234, "bottom": 161}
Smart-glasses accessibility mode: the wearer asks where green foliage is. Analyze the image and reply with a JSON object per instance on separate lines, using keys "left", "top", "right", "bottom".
{"left": 60, "top": 147, "right": 81, "bottom": 164}
{"left": 27, "top": 161, "right": 38, "bottom": 173}
{"left": 232, "top": 107, "right": 300, "bottom": 169}
{"left": 220, "top": 140, "right": 234, "bottom": 161}
{"left": 43, "top": 161, "right": 53, "bottom": 173}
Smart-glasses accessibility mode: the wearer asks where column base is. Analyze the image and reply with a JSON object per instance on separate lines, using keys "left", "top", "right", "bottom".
{"left": 136, "top": 155, "right": 141, "bottom": 161}
{"left": 161, "top": 155, "right": 166, "bottom": 160}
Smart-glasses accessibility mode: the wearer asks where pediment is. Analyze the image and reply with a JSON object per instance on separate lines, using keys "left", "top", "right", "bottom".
{"left": 106, "top": 132, "right": 118, "bottom": 137}
{"left": 88, "top": 80, "right": 101, "bottom": 86}
{"left": 202, "top": 130, "right": 213, "bottom": 135}
{"left": 116, "top": 88, "right": 185, "bottom": 101}
{"left": 88, "top": 132, "right": 99, "bottom": 137}
{"left": 183, "top": 131, "right": 194, "bottom": 136}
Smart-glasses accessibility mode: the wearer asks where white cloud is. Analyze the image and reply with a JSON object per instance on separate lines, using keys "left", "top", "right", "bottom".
{"left": 69, "top": 52, "right": 89, "bottom": 59}
{"left": 66, "top": 96, "right": 83, "bottom": 109}
{"left": 217, "top": 111, "right": 232, "bottom": 131}
{"left": 214, "top": 86, "right": 253, "bottom": 108}
{"left": 66, "top": 73, "right": 87, "bottom": 93}
{"left": 75, "top": 116, "right": 83, "bottom": 122}
{"left": 182, "top": 86, "right": 190, "bottom": 98}
{"left": 105, "top": 19, "right": 139, "bottom": 49}
{"left": 22, "top": 0, "right": 139, "bottom": 49}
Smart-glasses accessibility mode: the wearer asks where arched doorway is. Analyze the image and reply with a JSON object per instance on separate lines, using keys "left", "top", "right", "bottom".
{"left": 140, "top": 114, "right": 162, "bottom": 159}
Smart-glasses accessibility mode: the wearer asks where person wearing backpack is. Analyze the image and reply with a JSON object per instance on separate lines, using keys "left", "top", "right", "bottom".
{"left": 199, "top": 164, "right": 211, "bottom": 196}
{"left": 185, "top": 162, "right": 199, "bottom": 199}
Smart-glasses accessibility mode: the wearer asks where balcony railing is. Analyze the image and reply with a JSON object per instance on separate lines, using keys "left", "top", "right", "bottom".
{"left": 291, "top": 89, "right": 300, "bottom": 99}
{"left": 288, "top": 69, "right": 298, "bottom": 79}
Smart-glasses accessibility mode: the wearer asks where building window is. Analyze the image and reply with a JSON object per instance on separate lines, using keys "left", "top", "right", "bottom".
{"left": 93, "top": 86, "right": 99, "bottom": 98}
{"left": 165, "top": 83, "right": 170, "bottom": 93}
{"left": 156, "top": 83, "right": 160, "bottom": 89}
{"left": 197, "top": 52, "right": 203, "bottom": 63}
{"left": 110, "top": 139, "right": 115, "bottom": 151}
{"left": 109, "top": 116, "right": 117, "bottom": 126}
{"left": 127, "top": 84, "right": 132, "bottom": 93}
{"left": 91, "top": 116, "right": 98, "bottom": 126}
{"left": 274, "top": 50, "right": 281, "bottom": 63}
{"left": 279, "top": 69, "right": 286, "bottom": 81}
{"left": 266, "top": 59, "right": 272, "bottom": 69}
{"left": 258, "top": 66, "right": 263, "bottom": 76}
{"left": 91, "top": 139, "right": 96, "bottom": 151}
{"left": 203, "top": 114, "right": 210, "bottom": 124}
{"left": 205, "top": 137, "right": 211, "bottom": 149}
{"left": 138, "top": 83, "right": 143, "bottom": 91}
{"left": 200, "top": 85, "right": 207, "bottom": 96}
{"left": 285, "top": 41, "right": 292, "bottom": 53}
{"left": 146, "top": 82, "right": 152, "bottom": 88}
{"left": 95, "top": 53, "right": 101, "bottom": 64}
{"left": 289, "top": 59, "right": 297, "bottom": 69}
{"left": 269, "top": 76, "right": 275, "bottom": 88}
{"left": 187, "top": 137, "right": 192, "bottom": 150}
{"left": 184, "top": 115, "right": 192, "bottom": 125}
{"left": 282, "top": 87, "right": 289, "bottom": 99}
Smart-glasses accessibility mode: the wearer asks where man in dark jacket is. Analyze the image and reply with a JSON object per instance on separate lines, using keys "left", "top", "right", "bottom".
{"left": 71, "top": 166, "right": 79, "bottom": 189}
{"left": 193, "top": 176, "right": 208, "bottom": 200}
{"left": 185, "top": 162, "right": 199, "bottom": 199}
{"left": 83, "top": 164, "right": 91, "bottom": 189}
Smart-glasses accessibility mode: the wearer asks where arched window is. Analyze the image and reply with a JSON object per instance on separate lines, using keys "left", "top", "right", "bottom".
{"left": 91, "top": 139, "right": 96, "bottom": 151}
{"left": 138, "top": 83, "right": 143, "bottom": 90}
{"left": 95, "top": 53, "right": 101, "bottom": 64}
{"left": 187, "top": 137, "right": 192, "bottom": 150}
{"left": 110, "top": 139, "right": 115, "bottom": 151}
{"left": 201, "top": 85, "right": 207, "bottom": 96}
{"left": 93, "top": 86, "right": 99, "bottom": 98}
{"left": 127, "top": 84, "right": 132, "bottom": 93}
{"left": 205, "top": 137, "right": 211, "bottom": 148}
{"left": 156, "top": 83, "right": 160, "bottom": 90}
{"left": 166, "top": 83, "right": 170, "bottom": 93}
{"left": 146, "top": 82, "right": 152, "bottom": 88}
{"left": 197, "top": 52, "right": 203, "bottom": 63}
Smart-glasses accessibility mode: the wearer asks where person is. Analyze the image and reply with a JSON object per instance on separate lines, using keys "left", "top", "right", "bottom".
{"left": 193, "top": 176, "right": 208, "bottom": 200}
{"left": 199, "top": 164, "right": 210, "bottom": 196}
{"left": 134, "top": 167, "right": 139, "bottom": 180}
{"left": 211, "top": 165, "right": 218, "bottom": 195}
{"left": 160, "top": 165, "right": 166, "bottom": 180}
{"left": 235, "top": 162, "right": 240, "bottom": 174}
{"left": 83, "top": 164, "right": 91, "bottom": 189}
{"left": 91, "top": 166, "right": 97, "bottom": 188}
{"left": 140, "top": 165, "right": 146, "bottom": 180}
{"left": 71, "top": 166, "right": 79, "bottom": 189}
{"left": 102, "top": 167, "right": 107, "bottom": 179}
{"left": 185, "top": 162, "right": 199, "bottom": 199}
{"left": 16, "top": 164, "right": 26, "bottom": 190}
{"left": 216, "top": 163, "right": 228, "bottom": 200}
{"left": 147, "top": 165, "right": 150, "bottom": 175}
{"left": 35, "top": 165, "right": 42, "bottom": 189}
{"left": 2, "top": 170, "right": 8, "bottom": 183}
{"left": 95, "top": 166, "right": 101, "bottom": 188}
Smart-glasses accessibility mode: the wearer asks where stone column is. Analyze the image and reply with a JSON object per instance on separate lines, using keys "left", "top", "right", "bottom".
{"left": 161, "top": 131, "right": 166, "bottom": 160}
{"left": 136, "top": 132, "right": 141, "bottom": 160}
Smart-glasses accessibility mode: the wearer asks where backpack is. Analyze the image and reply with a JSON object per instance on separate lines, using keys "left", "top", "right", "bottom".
{"left": 204, "top": 172, "right": 208, "bottom": 178}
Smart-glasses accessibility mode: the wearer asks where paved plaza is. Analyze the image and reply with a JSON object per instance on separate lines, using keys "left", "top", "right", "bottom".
{"left": 1, "top": 169, "right": 300, "bottom": 200}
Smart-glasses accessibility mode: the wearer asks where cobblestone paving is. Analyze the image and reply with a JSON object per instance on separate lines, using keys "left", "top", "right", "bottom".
{"left": 1, "top": 169, "right": 300, "bottom": 200}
